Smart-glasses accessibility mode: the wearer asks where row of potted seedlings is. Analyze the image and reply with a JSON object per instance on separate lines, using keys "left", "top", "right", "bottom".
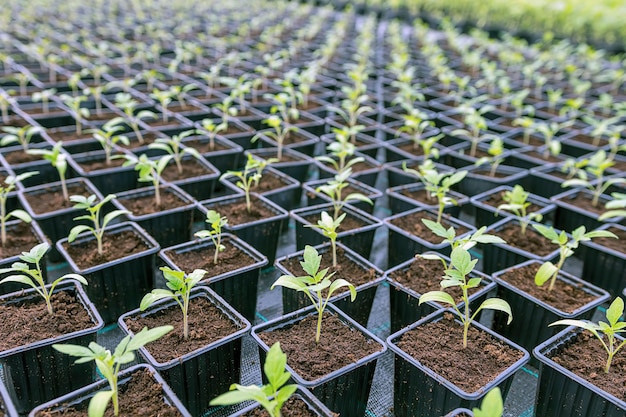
{"left": 0, "top": 0, "right": 625, "bottom": 416}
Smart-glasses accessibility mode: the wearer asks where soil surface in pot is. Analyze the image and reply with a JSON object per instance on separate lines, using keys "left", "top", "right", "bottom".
{"left": 306, "top": 184, "right": 364, "bottom": 202}
{"left": 209, "top": 195, "right": 278, "bottom": 225}
{"left": 248, "top": 171, "right": 289, "bottom": 193}
{"left": 164, "top": 242, "right": 256, "bottom": 277}
{"left": 121, "top": 132, "right": 159, "bottom": 149}
{"left": 258, "top": 312, "right": 381, "bottom": 380}
{"left": 492, "top": 223, "right": 554, "bottom": 256}
{"left": 182, "top": 139, "right": 229, "bottom": 153}
{"left": 497, "top": 263, "right": 597, "bottom": 313}
{"left": 557, "top": 193, "right": 604, "bottom": 214}
{"left": 77, "top": 155, "right": 126, "bottom": 172}
{"left": 2, "top": 149, "right": 40, "bottom": 164}
{"left": 119, "top": 188, "right": 189, "bottom": 215}
{"left": 0, "top": 222, "right": 41, "bottom": 258}
{"left": 592, "top": 226, "right": 626, "bottom": 253}
{"left": 33, "top": 368, "right": 184, "bottom": 417}
{"left": 63, "top": 230, "right": 149, "bottom": 269}
{"left": 243, "top": 396, "right": 336, "bottom": 417}
{"left": 124, "top": 297, "right": 240, "bottom": 362}
{"left": 280, "top": 246, "right": 378, "bottom": 291}
{"left": 396, "top": 312, "right": 524, "bottom": 392}
{"left": 24, "top": 181, "right": 92, "bottom": 214}
{"left": 550, "top": 331, "right": 626, "bottom": 400}
{"left": 398, "top": 188, "right": 437, "bottom": 205}
{"left": 161, "top": 158, "right": 215, "bottom": 182}
{"left": 522, "top": 150, "right": 561, "bottom": 163}
{"left": 390, "top": 211, "right": 470, "bottom": 244}
{"left": 302, "top": 211, "right": 367, "bottom": 233}
{"left": 0, "top": 290, "right": 93, "bottom": 350}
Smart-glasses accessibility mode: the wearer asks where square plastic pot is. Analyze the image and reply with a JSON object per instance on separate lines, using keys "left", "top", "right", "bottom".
{"left": 580, "top": 223, "right": 626, "bottom": 297}
{"left": 229, "top": 387, "right": 336, "bottom": 417}
{"left": 302, "top": 176, "right": 382, "bottom": 215}
{"left": 386, "top": 182, "right": 469, "bottom": 216}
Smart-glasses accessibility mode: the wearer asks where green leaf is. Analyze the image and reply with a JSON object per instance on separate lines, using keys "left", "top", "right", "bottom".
{"left": 271, "top": 275, "right": 308, "bottom": 292}
{"left": 126, "top": 326, "right": 173, "bottom": 352}
{"left": 473, "top": 387, "right": 503, "bottom": 417}
{"left": 479, "top": 298, "right": 513, "bottom": 325}
{"left": 535, "top": 262, "right": 558, "bottom": 286}
{"left": 584, "top": 230, "right": 618, "bottom": 240}
{"left": 607, "top": 298, "right": 624, "bottom": 327}
{"left": 68, "top": 225, "right": 92, "bottom": 242}
{"left": 0, "top": 274, "right": 37, "bottom": 289}
{"left": 210, "top": 385, "right": 263, "bottom": 406}
{"left": 450, "top": 247, "right": 474, "bottom": 276}
{"left": 264, "top": 342, "right": 288, "bottom": 391}
{"left": 8, "top": 209, "right": 32, "bottom": 223}
{"left": 140, "top": 291, "right": 173, "bottom": 311}
{"left": 300, "top": 245, "right": 321, "bottom": 277}
{"left": 52, "top": 343, "right": 96, "bottom": 359}
{"left": 275, "top": 384, "right": 298, "bottom": 406}
{"left": 327, "top": 278, "right": 356, "bottom": 301}
{"left": 88, "top": 390, "right": 114, "bottom": 417}
{"left": 419, "top": 291, "right": 455, "bottom": 307}
{"left": 532, "top": 224, "right": 560, "bottom": 242}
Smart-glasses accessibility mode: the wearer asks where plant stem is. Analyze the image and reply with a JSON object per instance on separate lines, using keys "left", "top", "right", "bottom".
{"left": 548, "top": 250, "right": 566, "bottom": 292}
{"left": 245, "top": 190, "right": 251, "bottom": 213}
{"left": 315, "top": 309, "right": 322, "bottom": 343}
{"left": 112, "top": 365, "right": 120, "bottom": 416}
{"left": 331, "top": 238, "right": 337, "bottom": 268}
{"left": 462, "top": 286, "right": 470, "bottom": 348}
{"left": 1, "top": 204, "right": 6, "bottom": 247}
{"left": 183, "top": 297, "right": 189, "bottom": 340}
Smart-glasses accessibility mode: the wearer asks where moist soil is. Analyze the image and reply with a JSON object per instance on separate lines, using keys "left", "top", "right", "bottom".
{"left": 306, "top": 183, "right": 366, "bottom": 203}
{"left": 481, "top": 193, "right": 543, "bottom": 214}
{"left": 123, "top": 296, "right": 240, "bottom": 362}
{"left": 2, "top": 149, "right": 40, "bottom": 164}
{"left": 522, "top": 150, "right": 562, "bottom": 163}
{"left": 320, "top": 159, "right": 375, "bottom": 174}
{"left": 258, "top": 312, "right": 382, "bottom": 381}
{"left": 496, "top": 262, "right": 597, "bottom": 313}
{"left": 549, "top": 331, "right": 626, "bottom": 400}
{"left": 121, "top": 132, "right": 160, "bottom": 149}
{"left": 398, "top": 187, "right": 437, "bottom": 205}
{"left": 248, "top": 171, "right": 289, "bottom": 193}
{"left": 396, "top": 312, "right": 524, "bottom": 392}
{"left": 24, "top": 181, "right": 92, "bottom": 214}
{"left": 208, "top": 195, "right": 277, "bottom": 226}
{"left": 390, "top": 211, "right": 470, "bottom": 244}
{"left": 256, "top": 152, "right": 303, "bottom": 163}
{"left": 77, "top": 154, "right": 127, "bottom": 173}
{"left": 282, "top": 131, "right": 312, "bottom": 146}
{"left": 0, "top": 222, "right": 42, "bottom": 259}
{"left": 557, "top": 192, "right": 604, "bottom": 214}
{"left": 45, "top": 129, "right": 90, "bottom": 143}
{"left": 279, "top": 246, "right": 378, "bottom": 291}
{"left": 182, "top": 139, "right": 229, "bottom": 154}
{"left": 33, "top": 368, "right": 184, "bottom": 417}
{"left": 161, "top": 158, "right": 215, "bottom": 182}
{"left": 394, "top": 141, "right": 429, "bottom": 156}
{"left": 592, "top": 226, "right": 626, "bottom": 253}
{"left": 243, "top": 396, "right": 336, "bottom": 417}
{"left": 62, "top": 230, "right": 149, "bottom": 270}
{"left": 164, "top": 241, "right": 256, "bottom": 277}
{"left": 0, "top": 290, "right": 94, "bottom": 351}
{"left": 302, "top": 210, "right": 367, "bottom": 233}
{"left": 119, "top": 188, "right": 189, "bottom": 216}
{"left": 492, "top": 222, "right": 555, "bottom": 256}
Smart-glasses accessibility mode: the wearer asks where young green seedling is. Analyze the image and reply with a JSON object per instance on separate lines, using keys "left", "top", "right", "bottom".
{"left": 150, "top": 88, "right": 174, "bottom": 123}
{"left": 194, "top": 210, "right": 228, "bottom": 265}
{"left": 1, "top": 125, "right": 43, "bottom": 153}
{"left": 31, "top": 88, "right": 57, "bottom": 114}
{"left": 220, "top": 153, "right": 270, "bottom": 213}
{"left": 111, "top": 92, "right": 157, "bottom": 145}
{"left": 475, "top": 137, "right": 505, "bottom": 177}
{"left": 396, "top": 109, "right": 435, "bottom": 152}
{"left": 272, "top": 245, "right": 356, "bottom": 343}
{"left": 123, "top": 154, "right": 172, "bottom": 206}
{"left": 315, "top": 167, "right": 373, "bottom": 221}
{"left": 28, "top": 142, "right": 69, "bottom": 200}
{"left": 148, "top": 130, "right": 201, "bottom": 175}
{"left": 53, "top": 326, "right": 173, "bottom": 417}
{"left": 0, "top": 171, "right": 37, "bottom": 246}
{"left": 60, "top": 94, "right": 90, "bottom": 135}
{"left": 600, "top": 192, "right": 626, "bottom": 221}
{"left": 140, "top": 267, "right": 206, "bottom": 340}
{"left": 495, "top": 185, "right": 543, "bottom": 234}
{"left": 68, "top": 194, "right": 129, "bottom": 256}
{"left": 88, "top": 120, "right": 129, "bottom": 166}
{"left": 551, "top": 297, "right": 626, "bottom": 373}
{"left": 83, "top": 86, "right": 105, "bottom": 116}
{"left": 450, "top": 104, "right": 496, "bottom": 157}
{"left": 252, "top": 115, "right": 298, "bottom": 161}
{"left": 532, "top": 224, "right": 618, "bottom": 291}
{"left": 316, "top": 127, "right": 364, "bottom": 175}
{"left": 306, "top": 210, "right": 345, "bottom": 268}
{"left": 0, "top": 242, "right": 87, "bottom": 315}
{"left": 210, "top": 342, "right": 297, "bottom": 417}
{"left": 422, "top": 218, "right": 506, "bottom": 253}
{"left": 197, "top": 118, "right": 227, "bottom": 151}
{"left": 168, "top": 84, "right": 197, "bottom": 110}
{"left": 473, "top": 387, "right": 504, "bottom": 417}
{"left": 419, "top": 246, "right": 513, "bottom": 348}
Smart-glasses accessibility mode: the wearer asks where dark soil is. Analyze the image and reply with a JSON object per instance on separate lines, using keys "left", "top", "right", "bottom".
{"left": 279, "top": 246, "right": 378, "bottom": 291}
{"left": 23, "top": 181, "right": 92, "bottom": 214}
{"left": 557, "top": 192, "right": 604, "bottom": 214}
{"left": 389, "top": 211, "right": 470, "bottom": 244}
{"left": 396, "top": 312, "right": 524, "bottom": 392}
{"left": 45, "top": 129, "right": 89, "bottom": 143}
{"left": 161, "top": 158, "right": 215, "bottom": 182}
{"left": 320, "top": 159, "right": 375, "bottom": 174}
{"left": 258, "top": 312, "right": 382, "bottom": 381}
{"left": 124, "top": 296, "right": 240, "bottom": 363}
{"left": 2, "top": 149, "right": 40, "bottom": 164}
{"left": 0, "top": 290, "right": 94, "bottom": 351}
{"left": 549, "top": 331, "right": 626, "bottom": 400}
{"left": 282, "top": 131, "right": 312, "bottom": 146}
{"left": 33, "top": 368, "right": 184, "bottom": 417}
{"left": 208, "top": 195, "right": 278, "bottom": 226}
{"left": 118, "top": 188, "right": 189, "bottom": 216}
{"left": 255, "top": 152, "right": 303, "bottom": 163}
{"left": 122, "top": 132, "right": 159, "bottom": 149}
{"left": 62, "top": 230, "right": 149, "bottom": 270}
{"left": 77, "top": 154, "right": 127, "bottom": 172}
{"left": 395, "top": 141, "right": 428, "bottom": 156}
{"left": 398, "top": 188, "right": 436, "bottom": 205}
{"left": 492, "top": 222, "right": 555, "bottom": 256}
{"left": 249, "top": 171, "right": 289, "bottom": 193}
{"left": 482, "top": 193, "right": 543, "bottom": 214}
{"left": 243, "top": 396, "right": 336, "bottom": 417}
{"left": 164, "top": 242, "right": 256, "bottom": 277}
{"left": 522, "top": 150, "right": 562, "bottom": 163}
{"left": 0, "top": 222, "right": 42, "bottom": 259}
{"left": 182, "top": 139, "right": 229, "bottom": 153}
{"left": 592, "top": 227, "right": 626, "bottom": 253}
{"left": 496, "top": 263, "right": 597, "bottom": 313}
{"left": 302, "top": 210, "right": 366, "bottom": 233}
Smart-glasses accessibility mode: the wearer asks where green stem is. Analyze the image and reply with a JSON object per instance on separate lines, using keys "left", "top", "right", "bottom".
{"left": 112, "top": 365, "right": 120, "bottom": 416}
{"left": 548, "top": 251, "right": 566, "bottom": 292}
{"left": 315, "top": 309, "right": 322, "bottom": 344}
{"left": 462, "top": 285, "right": 470, "bottom": 348}
{"left": 183, "top": 297, "right": 189, "bottom": 340}
{"left": 1, "top": 204, "right": 6, "bottom": 247}
{"left": 245, "top": 189, "right": 251, "bottom": 213}
{"left": 331, "top": 238, "right": 337, "bottom": 268}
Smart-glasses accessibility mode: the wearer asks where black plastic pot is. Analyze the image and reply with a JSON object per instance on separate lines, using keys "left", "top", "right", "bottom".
{"left": 290, "top": 202, "right": 382, "bottom": 260}
{"left": 491, "top": 260, "right": 610, "bottom": 361}
{"left": 160, "top": 154, "right": 219, "bottom": 201}
{"left": 444, "top": 408, "right": 473, "bottom": 417}
{"left": 159, "top": 233, "right": 268, "bottom": 322}
{"left": 199, "top": 194, "right": 288, "bottom": 265}
{"left": 528, "top": 164, "right": 572, "bottom": 199}
{"left": 274, "top": 242, "right": 384, "bottom": 328}
{"left": 385, "top": 254, "right": 496, "bottom": 334}
{"left": 118, "top": 286, "right": 250, "bottom": 417}
{"left": 112, "top": 184, "right": 196, "bottom": 249}
{"left": 182, "top": 134, "right": 243, "bottom": 174}
{"left": 386, "top": 182, "right": 469, "bottom": 216}
{"left": 302, "top": 176, "right": 382, "bottom": 215}
{"left": 56, "top": 221, "right": 160, "bottom": 323}
{"left": 246, "top": 147, "right": 314, "bottom": 183}
{"left": 0, "top": 377, "right": 18, "bottom": 417}
{"left": 229, "top": 387, "right": 336, "bottom": 416}
{"left": 387, "top": 308, "right": 529, "bottom": 417}
{"left": 27, "top": 364, "right": 192, "bottom": 417}
{"left": 456, "top": 164, "right": 529, "bottom": 196}
{"left": 251, "top": 304, "right": 386, "bottom": 417}
{"left": 533, "top": 327, "right": 626, "bottom": 417}
{"left": 580, "top": 223, "right": 626, "bottom": 297}
{"left": 551, "top": 188, "right": 609, "bottom": 233}
{"left": 66, "top": 150, "right": 138, "bottom": 195}
{"left": 315, "top": 151, "right": 381, "bottom": 188}
{"left": 0, "top": 281, "right": 103, "bottom": 414}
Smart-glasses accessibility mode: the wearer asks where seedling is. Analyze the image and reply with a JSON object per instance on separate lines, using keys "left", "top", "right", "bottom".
{"left": 141, "top": 267, "right": 206, "bottom": 340}
{"left": 422, "top": 218, "right": 505, "bottom": 255}
{"left": 31, "top": 88, "right": 56, "bottom": 114}
{"left": 534, "top": 121, "right": 566, "bottom": 159}
{"left": 83, "top": 86, "right": 104, "bottom": 116}
{"left": 197, "top": 118, "right": 227, "bottom": 151}
{"left": 419, "top": 246, "right": 513, "bottom": 348}
{"left": 396, "top": 109, "right": 437, "bottom": 153}
{"left": 0, "top": 90, "right": 14, "bottom": 124}
{"left": 512, "top": 117, "right": 536, "bottom": 145}
{"left": 495, "top": 185, "right": 543, "bottom": 234}
{"left": 167, "top": 84, "right": 197, "bottom": 110}
{"left": 150, "top": 88, "right": 174, "bottom": 123}
{"left": 123, "top": 154, "right": 171, "bottom": 206}
{"left": 600, "top": 192, "right": 626, "bottom": 221}
{"left": 53, "top": 326, "right": 173, "bottom": 417}
{"left": 315, "top": 168, "right": 372, "bottom": 221}
{"left": 194, "top": 210, "right": 228, "bottom": 264}
{"left": 252, "top": 115, "right": 298, "bottom": 161}
{"left": 551, "top": 297, "right": 626, "bottom": 373}
{"left": 28, "top": 141, "right": 69, "bottom": 200}
{"left": 532, "top": 224, "right": 617, "bottom": 291}
{"left": 450, "top": 104, "right": 496, "bottom": 157}
{"left": 0, "top": 172, "right": 37, "bottom": 246}
{"left": 473, "top": 387, "right": 504, "bottom": 417}
{"left": 148, "top": 130, "right": 201, "bottom": 175}
{"left": 0, "top": 242, "right": 87, "bottom": 315}
{"left": 1, "top": 125, "right": 43, "bottom": 153}
{"left": 475, "top": 137, "right": 505, "bottom": 177}
{"left": 316, "top": 128, "right": 364, "bottom": 175}
{"left": 111, "top": 93, "right": 156, "bottom": 145}
{"left": 210, "top": 342, "right": 297, "bottom": 417}
{"left": 60, "top": 94, "right": 90, "bottom": 136}
{"left": 68, "top": 194, "right": 129, "bottom": 256}
{"left": 272, "top": 245, "right": 356, "bottom": 343}
{"left": 88, "top": 120, "right": 129, "bottom": 166}
{"left": 221, "top": 153, "right": 271, "bottom": 213}
{"left": 305, "top": 210, "right": 345, "bottom": 267}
